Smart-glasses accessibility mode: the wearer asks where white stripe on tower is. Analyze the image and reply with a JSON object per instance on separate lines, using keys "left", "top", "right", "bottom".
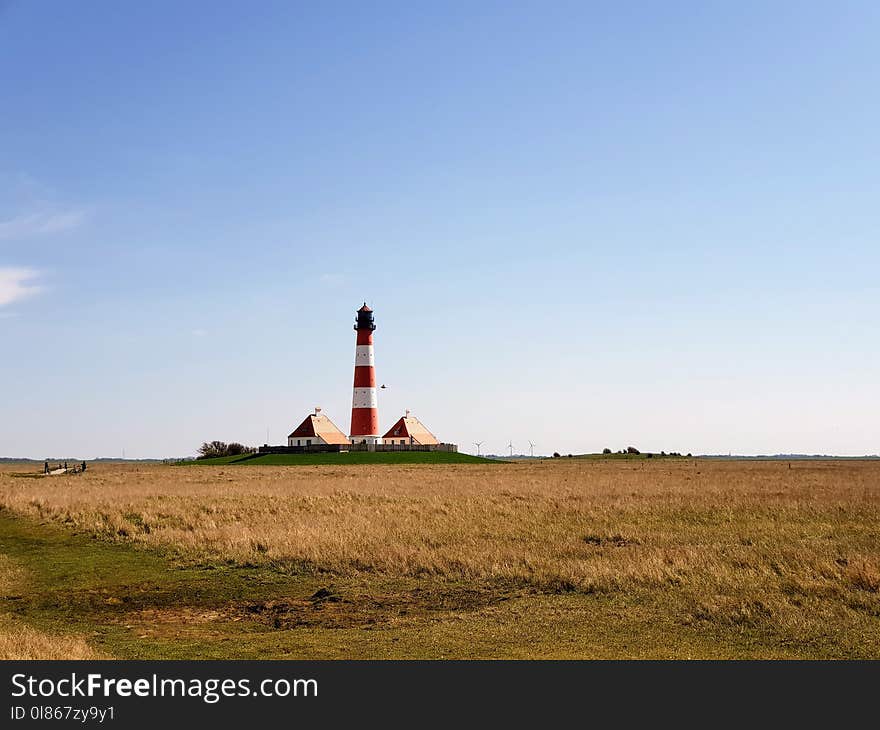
{"left": 354, "top": 345, "right": 375, "bottom": 367}
{"left": 352, "top": 387, "right": 378, "bottom": 408}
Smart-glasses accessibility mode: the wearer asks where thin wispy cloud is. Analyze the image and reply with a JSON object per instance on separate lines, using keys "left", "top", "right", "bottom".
{"left": 0, "top": 267, "right": 42, "bottom": 307}
{"left": 319, "top": 273, "right": 346, "bottom": 286}
{"left": 0, "top": 210, "right": 88, "bottom": 240}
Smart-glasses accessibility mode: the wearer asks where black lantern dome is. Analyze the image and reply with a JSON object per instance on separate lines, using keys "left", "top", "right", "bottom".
{"left": 354, "top": 303, "right": 376, "bottom": 331}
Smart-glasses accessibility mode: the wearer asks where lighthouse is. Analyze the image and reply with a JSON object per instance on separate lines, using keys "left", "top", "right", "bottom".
{"left": 349, "top": 303, "right": 381, "bottom": 444}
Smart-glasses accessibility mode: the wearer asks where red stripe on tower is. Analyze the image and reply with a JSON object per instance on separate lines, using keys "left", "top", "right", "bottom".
{"left": 349, "top": 303, "right": 380, "bottom": 443}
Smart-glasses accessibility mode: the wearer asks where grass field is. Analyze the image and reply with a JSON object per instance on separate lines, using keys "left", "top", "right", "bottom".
{"left": 0, "top": 459, "right": 878, "bottom": 659}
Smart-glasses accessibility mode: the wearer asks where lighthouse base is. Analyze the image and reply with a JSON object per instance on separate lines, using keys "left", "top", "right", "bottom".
{"left": 349, "top": 436, "right": 383, "bottom": 447}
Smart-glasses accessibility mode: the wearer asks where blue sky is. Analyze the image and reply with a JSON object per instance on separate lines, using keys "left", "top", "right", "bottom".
{"left": 1, "top": 1, "right": 878, "bottom": 458}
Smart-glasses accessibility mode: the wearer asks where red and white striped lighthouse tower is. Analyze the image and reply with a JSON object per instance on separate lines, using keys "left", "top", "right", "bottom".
{"left": 349, "top": 303, "right": 381, "bottom": 444}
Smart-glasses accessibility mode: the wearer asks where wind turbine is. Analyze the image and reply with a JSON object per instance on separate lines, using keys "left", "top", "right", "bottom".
{"left": 528, "top": 441, "right": 535, "bottom": 458}
{"left": 473, "top": 441, "right": 483, "bottom": 456}
{"left": 507, "top": 441, "right": 514, "bottom": 457}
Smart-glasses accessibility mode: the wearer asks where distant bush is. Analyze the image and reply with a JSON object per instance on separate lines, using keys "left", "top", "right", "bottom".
{"left": 197, "top": 441, "right": 256, "bottom": 459}
{"left": 225, "top": 442, "right": 252, "bottom": 456}
{"left": 646, "top": 453, "right": 653, "bottom": 458}
{"left": 626, "top": 446, "right": 640, "bottom": 455}
{"left": 552, "top": 452, "right": 561, "bottom": 458}
{"left": 602, "top": 448, "right": 612, "bottom": 455}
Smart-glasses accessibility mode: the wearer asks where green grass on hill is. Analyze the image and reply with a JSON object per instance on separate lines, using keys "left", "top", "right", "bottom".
{"left": 185, "top": 451, "right": 497, "bottom": 466}
{"left": 183, "top": 454, "right": 256, "bottom": 465}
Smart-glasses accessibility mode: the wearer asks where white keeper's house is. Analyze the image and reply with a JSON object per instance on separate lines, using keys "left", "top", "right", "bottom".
{"left": 287, "top": 408, "right": 349, "bottom": 447}
{"left": 381, "top": 411, "right": 440, "bottom": 446}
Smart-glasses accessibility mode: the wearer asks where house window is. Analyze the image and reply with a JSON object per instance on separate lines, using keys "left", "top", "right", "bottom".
{"left": 296, "top": 440, "right": 301, "bottom": 446}
{"left": 400, "top": 440, "right": 405, "bottom": 445}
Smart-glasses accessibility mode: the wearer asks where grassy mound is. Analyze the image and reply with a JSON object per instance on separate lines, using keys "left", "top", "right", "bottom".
{"left": 183, "top": 454, "right": 256, "bottom": 465}
{"left": 186, "top": 451, "right": 498, "bottom": 466}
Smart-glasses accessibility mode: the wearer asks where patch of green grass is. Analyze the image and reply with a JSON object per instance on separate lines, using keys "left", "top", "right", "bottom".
{"left": 185, "top": 451, "right": 497, "bottom": 466}
{"left": 179, "top": 454, "right": 256, "bottom": 465}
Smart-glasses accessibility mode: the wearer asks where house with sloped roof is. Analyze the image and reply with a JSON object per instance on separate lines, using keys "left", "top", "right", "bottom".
{"left": 382, "top": 411, "right": 440, "bottom": 446}
{"left": 287, "top": 408, "right": 349, "bottom": 447}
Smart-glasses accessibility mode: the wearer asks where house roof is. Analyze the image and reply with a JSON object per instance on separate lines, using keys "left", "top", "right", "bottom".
{"left": 288, "top": 412, "right": 350, "bottom": 444}
{"left": 382, "top": 414, "right": 440, "bottom": 445}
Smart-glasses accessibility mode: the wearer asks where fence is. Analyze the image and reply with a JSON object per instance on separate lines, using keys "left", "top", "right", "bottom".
{"left": 258, "top": 442, "right": 458, "bottom": 455}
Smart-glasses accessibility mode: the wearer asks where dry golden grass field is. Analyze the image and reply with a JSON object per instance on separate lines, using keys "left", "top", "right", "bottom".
{"left": 0, "top": 459, "right": 878, "bottom": 659}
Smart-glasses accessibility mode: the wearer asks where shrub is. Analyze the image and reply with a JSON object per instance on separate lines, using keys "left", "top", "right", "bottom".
{"left": 225, "top": 442, "right": 252, "bottom": 456}
{"left": 197, "top": 441, "right": 256, "bottom": 459}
